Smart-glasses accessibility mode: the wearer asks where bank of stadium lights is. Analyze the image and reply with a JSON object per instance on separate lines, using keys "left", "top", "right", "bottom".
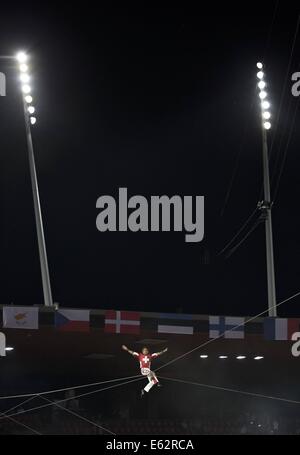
{"left": 236, "top": 355, "right": 246, "bottom": 360}
{"left": 5, "top": 347, "right": 14, "bottom": 352}
{"left": 219, "top": 355, "right": 228, "bottom": 359}
{"left": 15, "top": 51, "right": 53, "bottom": 307}
{"left": 256, "top": 62, "right": 271, "bottom": 130}
{"left": 16, "top": 51, "right": 27, "bottom": 63}
{"left": 20, "top": 63, "right": 28, "bottom": 72}
{"left": 16, "top": 52, "right": 36, "bottom": 126}
{"left": 200, "top": 355, "right": 208, "bottom": 359}
{"left": 257, "top": 71, "right": 264, "bottom": 79}
{"left": 20, "top": 73, "right": 30, "bottom": 83}
{"left": 254, "top": 356, "right": 264, "bottom": 360}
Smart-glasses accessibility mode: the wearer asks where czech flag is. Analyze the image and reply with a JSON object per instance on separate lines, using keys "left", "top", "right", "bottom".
{"left": 55, "top": 309, "right": 90, "bottom": 332}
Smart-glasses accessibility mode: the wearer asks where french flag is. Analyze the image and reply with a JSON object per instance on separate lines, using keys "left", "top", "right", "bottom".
{"left": 55, "top": 309, "right": 90, "bottom": 332}
{"left": 104, "top": 310, "right": 140, "bottom": 334}
{"left": 264, "top": 317, "right": 300, "bottom": 340}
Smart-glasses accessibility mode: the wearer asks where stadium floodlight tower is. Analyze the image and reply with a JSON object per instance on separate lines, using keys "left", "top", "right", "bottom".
{"left": 256, "top": 62, "right": 277, "bottom": 317}
{"left": 16, "top": 52, "right": 54, "bottom": 307}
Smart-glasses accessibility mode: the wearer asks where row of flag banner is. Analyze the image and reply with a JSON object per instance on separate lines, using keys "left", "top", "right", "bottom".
{"left": 1, "top": 307, "right": 300, "bottom": 341}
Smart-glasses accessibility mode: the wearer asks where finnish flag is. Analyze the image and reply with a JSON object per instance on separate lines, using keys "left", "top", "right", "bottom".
{"left": 209, "top": 316, "right": 245, "bottom": 339}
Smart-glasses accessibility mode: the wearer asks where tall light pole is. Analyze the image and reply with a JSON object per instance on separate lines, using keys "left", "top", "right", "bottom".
{"left": 16, "top": 52, "right": 54, "bottom": 307}
{"left": 256, "top": 62, "right": 277, "bottom": 317}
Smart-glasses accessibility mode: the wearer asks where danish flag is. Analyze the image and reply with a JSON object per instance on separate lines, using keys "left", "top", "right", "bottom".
{"left": 104, "top": 310, "right": 140, "bottom": 334}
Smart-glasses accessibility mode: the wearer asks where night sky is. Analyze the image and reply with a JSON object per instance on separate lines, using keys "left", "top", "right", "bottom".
{"left": 0, "top": 4, "right": 300, "bottom": 316}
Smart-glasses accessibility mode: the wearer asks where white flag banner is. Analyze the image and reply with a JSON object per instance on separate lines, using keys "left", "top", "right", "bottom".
{"left": 0, "top": 333, "right": 6, "bottom": 356}
{"left": 158, "top": 324, "right": 194, "bottom": 335}
{"left": 3, "top": 306, "right": 39, "bottom": 330}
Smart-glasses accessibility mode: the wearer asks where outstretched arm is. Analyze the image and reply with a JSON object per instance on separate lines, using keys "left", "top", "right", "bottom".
{"left": 122, "top": 345, "right": 138, "bottom": 356}
{"left": 152, "top": 347, "right": 168, "bottom": 357}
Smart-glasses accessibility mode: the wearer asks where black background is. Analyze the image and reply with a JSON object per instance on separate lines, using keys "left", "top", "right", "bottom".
{"left": 0, "top": 2, "right": 300, "bottom": 316}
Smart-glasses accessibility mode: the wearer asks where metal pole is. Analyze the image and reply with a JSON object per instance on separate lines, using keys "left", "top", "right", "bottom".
{"left": 22, "top": 97, "right": 53, "bottom": 307}
{"left": 261, "top": 126, "right": 277, "bottom": 316}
